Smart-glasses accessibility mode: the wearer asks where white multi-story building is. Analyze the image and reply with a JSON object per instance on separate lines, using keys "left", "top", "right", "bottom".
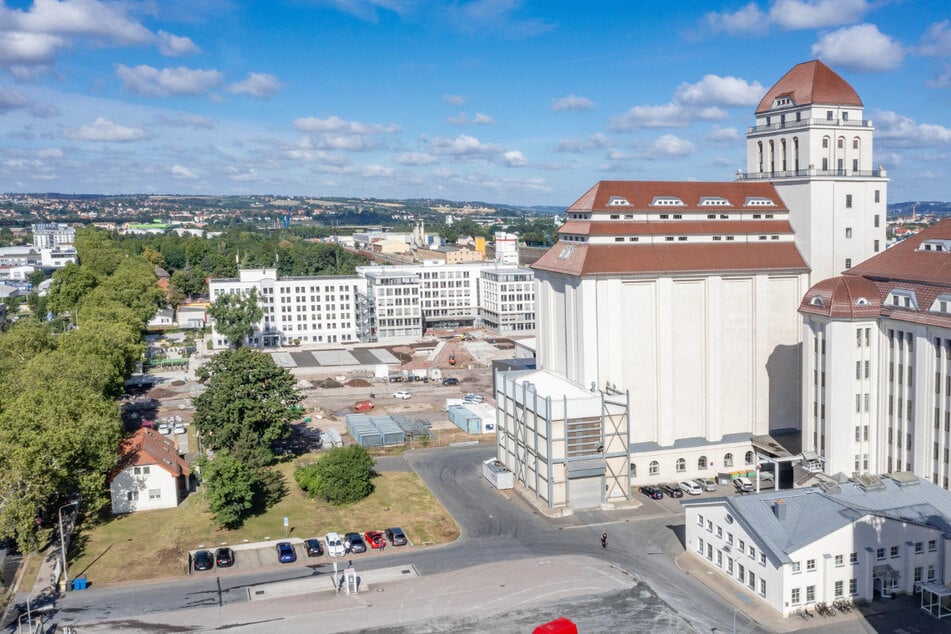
{"left": 357, "top": 267, "right": 423, "bottom": 342}
{"left": 683, "top": 473, "right": 951, "bottom": 617}
{"left": 740, "top": 59, "right": 888, "bottom": 284}
{"left": 208, "top": 268, "right": 365, "bottom": 349}
{"left": 478, "top": 266, "right": 535, "bottom": 334}
{"left": 31, "top": 222, "right": 75, "bottom": 249}
{"left": 494, "top": 60, "right": 887, "bottom": 513}
{"left": 800, "top": 220, "right": 951, "bottom": 487}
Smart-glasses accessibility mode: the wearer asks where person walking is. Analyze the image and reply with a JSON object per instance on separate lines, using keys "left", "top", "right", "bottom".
{"left": 601, "top": 532, "right": 608, "bottom": 549}
{"left": 380, "top": 538, "right": 386, "bottom": 553}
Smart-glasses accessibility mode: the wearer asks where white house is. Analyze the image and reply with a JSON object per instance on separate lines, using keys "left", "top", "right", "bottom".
{"left": 683, "top": 473, "right": 951, "bottom": 617}
{"left": 110, "top": 428, "right": 190, "bottom": 513}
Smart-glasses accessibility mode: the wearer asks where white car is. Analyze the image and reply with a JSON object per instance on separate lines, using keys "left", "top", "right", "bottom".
{"left": 393, "top": 391, "right": 411, "bottom": 400}
{"left": 173, "top": 423, "right": 186, "bottom": 434}
{"left": 679, "top": 480, "right": 703, "bottom": 495}
{"left": 463, "top": 393, "right": 485, "bottom": 403}
{"left": 324, "top": 531, "right": 346, "bottom": 557}
{"left": 157, "top": 423, "right": 171, "bottom": 435}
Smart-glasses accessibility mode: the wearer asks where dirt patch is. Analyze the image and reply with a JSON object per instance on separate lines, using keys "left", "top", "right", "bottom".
{"left": 345, "top": 378, "right": 372, "bottom": 387}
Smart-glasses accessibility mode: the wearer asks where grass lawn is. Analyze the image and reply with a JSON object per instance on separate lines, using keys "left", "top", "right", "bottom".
{"left": 68, "top": 459, "right": 459, "bottom": 585}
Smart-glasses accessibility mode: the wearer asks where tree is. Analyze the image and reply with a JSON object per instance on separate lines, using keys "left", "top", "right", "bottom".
{"left": 46, "top": 263, "right": 98, "bottom": 322}
{"left": 200, "top": 451, "right": 257, "bottom": 529}
{"left": 207, "top": 288, "right": 262, "bottom": 348}
{"left": 192, "top": 347, "right": 299, "bottom": 457}
{"left": 294, "top": 446, "right": 374, "bottom": 504}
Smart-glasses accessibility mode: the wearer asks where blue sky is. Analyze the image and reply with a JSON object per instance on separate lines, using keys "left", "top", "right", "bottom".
{"left": 0, "top": 0, "right": 949, "bottom": 206}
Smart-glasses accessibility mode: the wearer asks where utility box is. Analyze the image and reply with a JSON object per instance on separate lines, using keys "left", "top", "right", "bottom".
{"left": 483, "top": 457, "right": 514, "bottom": 490}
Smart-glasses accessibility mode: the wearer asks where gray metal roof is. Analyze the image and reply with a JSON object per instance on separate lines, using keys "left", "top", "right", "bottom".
{"left": 683, "top": 474, "right": 951, "bottom": 566}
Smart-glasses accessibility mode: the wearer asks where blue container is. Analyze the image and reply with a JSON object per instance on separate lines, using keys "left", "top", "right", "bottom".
{"left": 72, "top": 576, "right": 88, "bottom": 590}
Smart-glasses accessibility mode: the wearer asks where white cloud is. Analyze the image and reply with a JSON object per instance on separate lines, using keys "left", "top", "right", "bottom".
{"left": 555, "top": 132, "right": 611, "bottom": 153}
{"left": 62, "top": 116, "right": 147, "bottom": 142}
{"left": 706, "top": 125, "right": 740, "bottom": 144}
{"left": 0, "top": 32, "right": 63, "bottom": 77}
{"left": 157, "top": 30, "right": 201, "bottom": 57}
{"left": 704, "top": 3, "right": 765, "bottom": 35}
{"left": 293, "top": 115, "right": 397, "bottom": 134}
{"left": 154, "top": 113, "right": 215, "bottom": 129}
{"left": 116, "top": 64, "right": 224, "bottom": 97}
{"left": 551, "top": 94, "right": 595, "bottom": 112}
{"left": 171, "top": 164, "right": 198, "bottom": 179}
{"left": 226, "top": 166, "right": 259, "bottom": 182}
{"left": 769, "top": 0, "right": 869, "bottom": 30}
{"left": 359, "top": 163, "right": 395, "bottom": 178}
{"left": 674, "top": 75, "right": 765, "bottom": 107}
{"left": 919, "top": 20, "right": 951, "bottom": 57}
{"left": 424, "top": 133, "right": 499, "bottom": 159}
{"left": 446, "top": 111, "right": 495, "bottom": 125}
{"left": 226, "top": 72, "right": 281, "bottom": 98}
{"left": 874, "top": 110, "right": 951, "bottom": 147}
{"left": 0, "top": 88, "right": 30, "bottom": 112}
{"left": 502, "top": 150, "right": 527, "bottom": 167}
{"left": 443, "top": 94, "right": 466, "bottom": 106}
{"left": 611, "top": 102, "right": 726, "bottom": 130}
{"left": 647, "top": 134, "right": 696, "bottom": 158}
{"left": 811, "top": 24, "right": 904, "bottom": 72}
{"left": 395, "top": 151, "right": 438, "bottom": 165}
{"left": 11, "top": 0, "right": 152, "bottom": 44}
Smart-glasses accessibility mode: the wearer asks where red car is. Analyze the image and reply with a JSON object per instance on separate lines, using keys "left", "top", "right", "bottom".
{"left": 363, "top": 530, "right": 385, "bottom": 549}
{"left": 353, "top": 400, "right": 374, "bottom": 412}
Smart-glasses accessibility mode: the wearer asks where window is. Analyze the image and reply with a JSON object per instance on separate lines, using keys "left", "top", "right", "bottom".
{"left": 826, "top": 111, "right": 833, "bottom": 121}
{"left": 745, "top": 451, "right": 754, "bottom": 465}
{"left": 649, "top": 461, "right": 659, "bottom": 475}
{"left": 724, "top": 453, "right": 733, "bottom": 467}
{"left": 717, "top": 526, "right": 723, "bottom": 538}
{"left": 760, "top": 578, "right": 766, "bottom": 597}
{"left": 835, "top": 554, "right": 844, "bottom": 567}
{"left": 850, "top": 552, "right": 858, "bottom": 565}
{"left": 697, "top": 538, "right": 704, "bottom": 554}
{"left": 915, "top": 542, "right": 924, "bottom": 554}
{"left": 845, "top": 258, "right": 852, "bottom": 269}
{"left": 126, "top": 491, "right": 138, "bottom": 501}
{"left": 697, "top": 514, "right": 704, "bottom": 526}
{"left": 748, "top": 570, "right": 755, "bottom": 590}
{"left": 846, "top": 195, "right": 853, "bottom": 209}
{"left": 806, "top": 585, "right": 816, "bottom": 602}
{"left": 845, "top": 227, "right": 852, "bottom": 238}
{"left": 728, "top": 533, "right": 734, "bottom": 545}
{"left": 717, "top": 550, "right": 723, "bottom": 568}
{"left": 760, "top": 553, "right": 766, "bottom": 566}
{"left": 928, "top": 540, "right": 937, "bottom": 552}
{"left": 739, "top": 539, "right": 746, "bottom": 553}
{"left": 915, "top": 567, "right": 923, "bottom": 583}
{"left": 849, "top": 578, "right": 857, "bottom": 594}
{"left": 928, "top": 565, "right": 936, "bottom": 581}
{"left": 148, "top": 489, "right": 161, "bottom": 500}
{"left": 791, "top": 587, "right": 801, "bottom": 604}
{"left": 750, "top": 546, "right": 756, "bottom": 560}
{"left": 676, "top": 458, "right": 686, "bottom": 472}
{"left": 698, "top": 456, "right": 708, "bottom": 469}
{"left": 835, "top": 580, "right": 844, "bottom": 598}
{"left": 806, "top": 559, "right": 816, "bottom": 572}
{"left": 876, "top": 548, "right": 885, "bottom": 561}
{"left": 890, "top": 546, "right": 899, "bottom": 559}
{"left": 792, "top": 561, "right": 801, "bottom": 574}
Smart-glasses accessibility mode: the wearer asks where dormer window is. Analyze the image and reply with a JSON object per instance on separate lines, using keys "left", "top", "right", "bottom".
{"left": 856, "top": 298, "right": 870, "bottom": 306}
{"left": 700, "top": 197, "right": 730, "bottom": 207}
{"left": 608, "top": 196, "right": 631, "bottom": 206}
{"left": 930, "top": 295, "right": 951, "bottom": 314}
{"left": 888, "top": 290, "right": 918, "bottom": 310}
{"left": 919, "top": 239, "right": 951, "bottom": 252}
{"left": 651, "top": 196, "right": 684, "bottom": 207}
{"left": 745, "top": 197, "right": 776, "bottom": 207}
{"left": 810, "top": 296, "right": 825, "bottom": 307}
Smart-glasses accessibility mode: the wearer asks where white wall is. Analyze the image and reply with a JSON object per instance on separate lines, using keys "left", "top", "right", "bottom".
{"left": 110, "top": 466, "right": 181, "bottom": 514}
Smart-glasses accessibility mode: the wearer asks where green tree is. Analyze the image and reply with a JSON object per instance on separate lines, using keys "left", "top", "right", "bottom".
{"left": 46, "top": 263, "right": 99, "bottom": 322}
{"left": 200, "top": 451, "right": 257, "bottom": 529}
{"left": 86, "top": 257, "right": 164, "bottom": 324}
{"left": 294, "top": 446, "right": 374, "bottom": 504}
{"left": 192, "top": 347, "right": 299, "bottom": 457}
{"left": 169, "top": 268, "right": 206, "bottom": 299}
{"left": 207, "top": 288, "right": 262, "bottom": 348}
{"left": 74, "top": 227, "right": 125, "bottom": 278}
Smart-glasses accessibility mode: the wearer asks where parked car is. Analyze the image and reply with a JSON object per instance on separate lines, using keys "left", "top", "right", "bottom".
{"left": 679, "top": 480, "right": 703, "bottom": 495}
{"left": 364, "top": 530, "right": 385, "bottom": 549}
{"left": 304, "top": 538, "right": 323, "bottom": 557}
{"left": 324, "top": 532, "right": 346, "bottom": 557}
{"left": 442, "top": 377, "right": 459, "bottom": 386}
{"left": 638, "top": 485, "right": 664, "bottom": 500}
{"left": 694, "top": 477, "right": 718, "bottom": 492}
{"left": 193, "top": 550, "right": 214, "bottom": 571}
{"left": 463, "top": 393, "right": 485, "bottom": 404}
{"left": 344, "top": 532, "right": 367, "bottom": 553}
{"left": 660, "top": 483, "right": 684, "bottom": 498}
{"left": 353, "top": 400, "right": 375, "bottom": 412}
{"left": 173, "top": 423, "right": 186, "bottom": 434}
{"left": 734, "top": 476, "right": 754, "bottom": 493}
{"left": 276, "top": 542, "right": 297, "bottom": 563}
{"left": 385, "top": 527, "right": 407, "bottom": 546}
{"left": 158, "top": 423, "right": 171, "bottom": 435}
{"left": 215, "top": 547, "right": 234, "bottom": 568}
{"left": 393, "top": 390, "right": 412, "bottom": 400}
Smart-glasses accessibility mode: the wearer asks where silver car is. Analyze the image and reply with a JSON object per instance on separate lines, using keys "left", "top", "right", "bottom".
{"left": 694, "top": 477, "right": 718, "bottom": 492}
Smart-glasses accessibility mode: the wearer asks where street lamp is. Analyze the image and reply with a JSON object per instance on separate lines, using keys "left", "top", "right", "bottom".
{"left": 58, "top": 501, "right": 75, "bottom": 592}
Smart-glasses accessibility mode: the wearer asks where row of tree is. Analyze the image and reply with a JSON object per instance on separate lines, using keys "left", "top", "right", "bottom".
{"left": 0, "top": 228, "right": 164, "bottom": 551}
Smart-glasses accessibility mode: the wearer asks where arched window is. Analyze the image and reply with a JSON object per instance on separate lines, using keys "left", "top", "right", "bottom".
{"left": 676, "top": 458, "right": 686, "bottom": 473}
{"left": 780, "top": 139, "right": 787, "bottom": 171}
{"left": 757, "top": 141, "right": 763, "bottom": 172}
{"left": 768, "top": 140, "right": 775, "bottom": 173}
{"left": 630, "top": 463, "right": 637, "bottom": 477}
{"left": 649, "top": 461, "right": 659, "bottom": 476}
{"left": 793, "top": 137, "right": 799, "bottom": 171}
{"left": 698, "top": 456, "right": 708, "bottom": 469}
{"left": 745, "top": 451, "right": 754, "bottom": 465}
{"left": 724, "top": 453, "right": 734, "bottom": 467}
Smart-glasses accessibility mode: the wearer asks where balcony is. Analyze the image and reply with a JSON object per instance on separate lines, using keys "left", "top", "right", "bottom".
{"left": 747, "top": 118, "right": 872, "bottom": 134}
{"left": 736, "top": 167, "right": 886, "bottom": 181}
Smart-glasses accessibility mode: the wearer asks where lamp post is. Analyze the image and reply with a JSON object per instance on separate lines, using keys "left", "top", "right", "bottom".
{"left": 58, "top": 501, "right": 75, "bottom": 592}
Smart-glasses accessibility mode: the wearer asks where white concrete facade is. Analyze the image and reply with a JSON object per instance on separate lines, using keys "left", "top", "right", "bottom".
{"left": 110, "top": 463, "right": 184, "bottom": 513}
{"left": 478, "top": 266, "right": 535, "bottom": 334}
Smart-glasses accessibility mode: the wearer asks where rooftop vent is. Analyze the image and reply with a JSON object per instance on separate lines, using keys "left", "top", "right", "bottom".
{"left": 883, "top": 471, "right": 920, "bottom": 487}
{"left": 772, "top": 499, "right": 787, "bottom": 521}
{"left": 853, "top": 473, "right": 885, "bottom": 492}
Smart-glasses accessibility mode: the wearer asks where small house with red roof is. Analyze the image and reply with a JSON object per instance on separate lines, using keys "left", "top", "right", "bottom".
{"left": 110, "top": 428, "right": 191, "bottom": 514}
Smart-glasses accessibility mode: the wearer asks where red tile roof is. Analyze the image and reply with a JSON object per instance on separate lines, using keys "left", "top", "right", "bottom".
{"left": 566, "top": 181, "right": 788, "bottom": 212}
{"left": 115, "top": 428, "right": 190, "bottom": 478}
{"left": 756, "top": 60, "right": 863, "bottom": 113}
{"left": 533, "top": 242, "right": 808, "bottom": 277}
{"left": 559, "top": 220, "right": 793, "bottom": 236}
{"left": 800, "top": 220, "right": 951, "bottom": 325}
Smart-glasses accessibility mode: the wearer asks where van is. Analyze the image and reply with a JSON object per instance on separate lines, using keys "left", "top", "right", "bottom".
{"left": 733, "top": 476, "right": 754, "bottom": 493}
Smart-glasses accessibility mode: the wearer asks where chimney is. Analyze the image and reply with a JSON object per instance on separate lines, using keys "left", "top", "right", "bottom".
{"left": 773, "top": 499, "right": 787, "bottom": 520}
